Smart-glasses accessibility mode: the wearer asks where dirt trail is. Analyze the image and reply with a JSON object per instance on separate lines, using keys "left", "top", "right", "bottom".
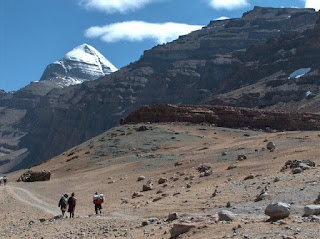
{"left": 4, "top": 185, "right": 142, "bottom": 221}
{"left": 6, "top": 185, "right": 60, "bottom": 216}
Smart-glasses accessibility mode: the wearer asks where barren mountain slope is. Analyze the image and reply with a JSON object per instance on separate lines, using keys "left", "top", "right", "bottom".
{"left": 3, "top": 123, "right": 320, "bottom": 238}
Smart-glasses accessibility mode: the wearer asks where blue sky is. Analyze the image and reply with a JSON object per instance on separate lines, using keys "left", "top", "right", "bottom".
{"left": 0, "top": 0, "right": 317, "bottom": 91}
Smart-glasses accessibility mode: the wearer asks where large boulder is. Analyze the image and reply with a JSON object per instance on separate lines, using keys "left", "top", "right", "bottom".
{"left": 265, "top": 202, "right": 291, "bottom": 220}
{"left": 304, "top": 205, "right": 320, "bottom": 216}
{"left": 17, "top": 170, "right": 51, "bottom": 182}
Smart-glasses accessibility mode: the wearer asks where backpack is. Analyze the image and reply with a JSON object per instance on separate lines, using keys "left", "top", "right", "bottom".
{"left": 60, "top": 196, "right": 68, "bottom": 207}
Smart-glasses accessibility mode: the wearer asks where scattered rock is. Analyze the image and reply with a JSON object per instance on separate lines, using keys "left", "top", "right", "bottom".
{"left": 265, "top": 202, "right": 291, "bottom": 220}
{"left": 244, "top": 174, "right": 254, "bottom": 180}
{"left": 174, "top": 162, "right": 183, "bottom": 167}
{"left": 137, "top": 176, "right": 146, "bottom": 181}
{"left": 227, "top": 165, "right": 237, "bottom": 170}
{"left": 283, "top": 160, "right": 315, "bottom": 172}
{"left": 143, "top": 181, "right": 153, "bottom": 191}
{"left": 197, "top": 164, "right": 212, "bottom": 177}
{"left": 132, "top": 192, "right": 143, "bottom": 199}
{"left": 153, "top": 196, "right": 162, "bottom": 202}
{"left": 170, "top": 223, "right": 197, "bottom": 238}
{"left": 158, "top": 177, "right": 168, "bottom": 184}
{"left": 255, "top": 187, "right": 269, "bottom": 202}
{"left": 292, "top": 168, "right": 302, "bottom": 174}
{"left": 299, "top": 163, "right": 311, "bottom": 170}
{"left": 304, "top": 205, "right": 320, "bottom": 216}
{"left": 168, "top": 212, "right": 179, "bottom": 221}
{"left": 218, "top": 210, "right": 236, "bottom": 221}
{"left": 274, "top": 176, "right": 281, "bottom": 182}
{"left": 267, "top": 142, "right": 276, "bottom": 151}
{"left": 314, "top": 192, "right": 320, "bottom": 204}
{"left": 17, "top": 170, "right": 51, "bottom": 182}
{"left": 237, "top": 155, "right": 247, "bottom": 161}
{"left": 136, "top": 126, "right": 148, "bottom": 132}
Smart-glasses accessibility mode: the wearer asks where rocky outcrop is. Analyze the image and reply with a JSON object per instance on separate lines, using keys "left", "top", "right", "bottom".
{"left": 17, "top": 170, "right": 51, "bottom": 182}
{"left": 121, "top": 105, "right": 320, "bottom": 131}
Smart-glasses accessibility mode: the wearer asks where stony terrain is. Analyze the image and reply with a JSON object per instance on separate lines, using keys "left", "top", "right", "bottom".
{"left": 2, "top": 122, "right": 320, "bottom": 238}
{"left": 2, "top": 7, "right": 320, "bottom": 172}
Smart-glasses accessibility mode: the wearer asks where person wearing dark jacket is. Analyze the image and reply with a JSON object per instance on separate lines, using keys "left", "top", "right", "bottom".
{"left": 58, "top": 194, "right": 68, "bottom": 217}
{"left": 67, "top": 192, "right": 76, "bottom": 218}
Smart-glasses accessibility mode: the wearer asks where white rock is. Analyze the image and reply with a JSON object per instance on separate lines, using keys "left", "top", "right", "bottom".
{"left": 265, "top": 202, "right": 290, "bottom": 220}
{"left": 304, "top": 205, "right": 320, "bottom": 216}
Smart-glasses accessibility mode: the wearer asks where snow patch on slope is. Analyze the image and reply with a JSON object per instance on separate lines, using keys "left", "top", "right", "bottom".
{"left": 288, "top": 68, "right": 311, "bottom": 79}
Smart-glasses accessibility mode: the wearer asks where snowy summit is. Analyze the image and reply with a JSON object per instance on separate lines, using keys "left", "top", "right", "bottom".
{"left": 40, "top": 44, "right": 118, "bottom": 88}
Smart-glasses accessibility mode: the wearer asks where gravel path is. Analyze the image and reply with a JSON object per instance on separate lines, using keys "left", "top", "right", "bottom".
{"left": 6, "top": 185, "right": 60, "bottom": 216}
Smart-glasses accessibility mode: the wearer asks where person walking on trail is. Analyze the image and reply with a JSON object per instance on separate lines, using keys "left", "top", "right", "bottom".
{"left": 3, "top": 176, "right": 7, "bottom": 186}
{"left": 67, "top": 192, "right": 76, "bottom": 218}
{"left": 93, "top": 192, "right": 104, "bottom": 215}
{"left": 58, "top": 194, "right": 68, "bottom": 217}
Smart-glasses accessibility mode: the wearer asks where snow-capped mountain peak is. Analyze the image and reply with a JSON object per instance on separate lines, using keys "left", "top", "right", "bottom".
{"left": 40, "top": 44, "right": 118, "bottom": 87}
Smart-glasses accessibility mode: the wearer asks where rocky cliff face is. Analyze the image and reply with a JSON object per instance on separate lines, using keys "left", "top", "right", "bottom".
{"left": 121, "top": 104, "right": 320, "bottom": 131}
{"left": 2, "top": 7, "right": 320, "bottom": 172}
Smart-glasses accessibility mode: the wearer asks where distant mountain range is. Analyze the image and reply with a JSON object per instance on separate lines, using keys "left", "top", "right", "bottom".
{"left": 1, "top": 6, "right": 320, "bottom": 173}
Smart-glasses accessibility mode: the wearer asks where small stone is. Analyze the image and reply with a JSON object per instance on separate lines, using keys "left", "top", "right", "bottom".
{"left": 267, "top": 142, "right": 276, "bottom": 151}
{"left": 132, "top": 192, "right": 143, "bottom": 199}
{"left": 274, "top": 177, "right": 281, "bottom": 182}
{"left": 143, "top": 181, "right": 153, "bottom": 191}
{"left": 168, "top": 212, "right": 179, "bottom": 221}
{"left": 218, "top": 210, "right": 236, "bottom": 221}
{"left": 292, "top": 168, "right": 302, "bottom": 174}
{"left": 244, "top": 174, "right": 254, "bottom": 180}
{"left": 137, "top": 176, "right": 146, "bottom": 181}
{"left": 158, "top": 177, "right": 168, "bottom": 184}
{"left": 227, "top": 165, "right": 237, "bottom": 170}
{"left": 237, "top": 155, "right": 247, "bottom": 161}
{"left": 170, "top": 223, "right": 197, "bottom": 238}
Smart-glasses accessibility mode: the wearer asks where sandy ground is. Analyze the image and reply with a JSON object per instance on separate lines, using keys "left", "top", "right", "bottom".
{"left": 2, "top": 123, "right": 320, "bottom": 238}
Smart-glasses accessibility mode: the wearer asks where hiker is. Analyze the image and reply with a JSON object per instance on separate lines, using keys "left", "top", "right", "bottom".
{"left": 93, "top": 192, "right": 104, "bottom": 214}
{"left": 67, "top": 192, "right": 76, "bottom": 218}
{"left": 58, "top": 194, "right": 68, "bottom": 217}
{"left": 3, "top": 176, "right": 7, "bottom": 186}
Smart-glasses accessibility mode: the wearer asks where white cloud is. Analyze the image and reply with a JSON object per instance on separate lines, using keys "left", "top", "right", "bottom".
{"left": 305, "top": 0, "right": 320, "bottom": 11}
{"left": 79, "top": 0, "right": 154, "bottom": 13}
{"left": 85, "top": 21, "right": 203, "bottom": 44}
{"left": 215, "top": 16, "right": 230, "bottom": 20}
{"left": 208, "top": 0, "right": 249, "bottom": 10}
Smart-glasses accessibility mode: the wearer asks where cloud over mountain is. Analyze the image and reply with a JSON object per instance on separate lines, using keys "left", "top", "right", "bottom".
{"left": 79, "top": 0, "right": 154, "bottom": 13}
{"left": 85, "top": 21, "right": 203, "bottom": 44}
{"left": 208, "top": 0, "right": 249, "bottom": 10}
